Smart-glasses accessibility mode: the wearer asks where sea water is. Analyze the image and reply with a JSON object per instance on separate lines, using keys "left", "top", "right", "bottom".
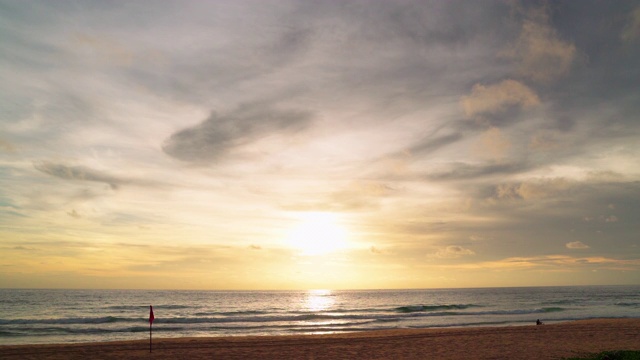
{"left": 1, "top": 285, "right": 638, "bottom": 345}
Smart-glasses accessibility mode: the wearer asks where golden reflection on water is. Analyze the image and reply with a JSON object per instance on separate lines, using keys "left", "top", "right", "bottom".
{"left": 305, "top": 289, "right": 335, "bottom": 312}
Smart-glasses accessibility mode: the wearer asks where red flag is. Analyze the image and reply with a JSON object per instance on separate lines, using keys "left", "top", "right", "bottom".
{"left": 149, "top": 305, "right": 155, "bottom": 324}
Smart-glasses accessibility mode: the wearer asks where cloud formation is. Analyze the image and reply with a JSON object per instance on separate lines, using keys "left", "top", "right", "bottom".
{"left": 33, "top": 161, "right": 157, "bottom": 190}
{"left": 450, "top": 255, "right": 640, "bottom": 271}
{"left": 433, "top": 246, "right": 475, "bottom": 259}
{"left": 503, "top": 5, "right": 576, "bottom": 82}
{"left": 494, "top": 178, "right": 571, "bottom": 200}
{"left": 163, "top": 103, "right": 313, "bottom": 163}
{"left": 566, "top": 241, "right": 590, "bottom": 250}
{"left": 461, "top": 79, "right": 540, "bottom": 117}
{"left": 34, "top": 161, "right": 126, "bottom": 189}
{"left": 0, "top": 138, "right": 16, "bottom": 153}
{"left": 476, "top": 127, "right": 512, "bottom": 160}
{"left": 621, "top": 5, "right": 640, "bottom": 42}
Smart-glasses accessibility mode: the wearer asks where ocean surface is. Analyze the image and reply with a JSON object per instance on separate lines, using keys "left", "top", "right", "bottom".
{"left": 1, "top": 285, "right": 638, "bottom": 345}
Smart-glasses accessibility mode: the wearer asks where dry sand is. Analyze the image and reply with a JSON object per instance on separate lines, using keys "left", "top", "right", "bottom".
{"left": 1, "top": 318, "right": 639, "bottom": 360}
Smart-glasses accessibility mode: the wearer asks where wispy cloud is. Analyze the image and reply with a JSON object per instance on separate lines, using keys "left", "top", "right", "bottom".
{"left": 566, "top": 241, "right": 590, "bottom": 249}
{"left": 461, "top": 79, "right": 540, "bottom": 118}
{"left": 431, "top": 245, "right": 475, "bottom": 259}
{"left": 33, "top": 161, "right": 160, "bottom": 190}
{"left": 502, "top": 4, "right": 576, "bottom": 82}
{"left": 621, "top": 5, "right": 640, "bottom": 42}
{"left": 450, "top": 255, "right": 640, "bottom": 271}
{"left": 163, "top": 103, "right": 313, "bottom": 164}
{"left": 0, "top": 139, "right": 16, "bottom": 153}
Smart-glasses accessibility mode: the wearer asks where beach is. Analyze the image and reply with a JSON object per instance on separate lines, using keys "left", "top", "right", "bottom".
{"left": 1, "top": 318, "right": 638, "bottom": 360}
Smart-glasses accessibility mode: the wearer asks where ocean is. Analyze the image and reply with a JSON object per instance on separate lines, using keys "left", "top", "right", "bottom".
{"left": 1, "top": 285, "right": 638, "bottom": 345}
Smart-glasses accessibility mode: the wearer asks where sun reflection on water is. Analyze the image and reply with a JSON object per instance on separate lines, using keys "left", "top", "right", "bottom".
{"left": 305, "top": 289, "right": 335, "bottom": 313}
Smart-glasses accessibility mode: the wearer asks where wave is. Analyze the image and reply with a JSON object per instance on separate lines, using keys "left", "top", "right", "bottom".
{"left": 195, "top": 310, "right": 269, "bottom": 317}
{"left": 0, "top": 316, "right": 141, "bottom": 325}
{"left": 0, "top": 306, "right": 567, "bottom": 327}
{"left": 395, "top": 304, "right": 480, "bottom": 313}
{"left": 157, "top": 313, "right": 372, "bottom": 324}
{"left": 540, "top": 307, "right": 565, "bottom": 313}
{"left": 542, "top": 299, "right": 579, "bottom": 306}
{"left": 454, "top": 307, "right": 566, "bottom": 316}
{"left": 615, "top": 302, "right": 639, "bottom": 307}
{"left": 385, "top": 307, "right": 567, "bottom": 319}
{"left": 106, "top": 305, "right": 191, "bottom": 310}
{"left": 205, "top": 319, "right": 376, "bottom": 331}
{"left": 0, "top": 330, "right": 22, "bottom": 337}
{"left": 0, "top": 326, "right": 187, "bottom": 337}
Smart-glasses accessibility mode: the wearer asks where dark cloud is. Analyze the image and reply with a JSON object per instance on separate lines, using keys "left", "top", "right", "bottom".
{"left": 503, "top": 3, "right": 577, "bottom": 83}
{"left": 426, "top": 161, "right": 531, "bottom": 181}
{"left": 368, "top": 179, "right": 638, "bottom": 265}
{"left": 33, "top": 161, "right": 158, "bottom": 189}
{"left": 34, "top": 161, "right": 122, "bottom": 189}
{"left": 163, "top": 103, "right": 313, "bottom": 163}
{"left": 409, "top": 132, "right": 464, "bottom": 157}
{"left": 537, "top": 2, "right": 640, "bottom": 132}
{"left": 465, "top": 180, "right": 640, "bottom": 251}
{"left": 315, "top": 0, "right": 511, "bottom": 49}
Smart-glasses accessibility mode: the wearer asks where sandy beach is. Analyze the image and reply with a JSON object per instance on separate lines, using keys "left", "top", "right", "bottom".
{"left": 1, "top": 318, "right": 638, "bottom": 360}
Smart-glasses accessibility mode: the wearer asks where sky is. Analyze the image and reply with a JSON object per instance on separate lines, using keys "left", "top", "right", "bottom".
{"left": 1, "top": 0, "right": 639, "bottom": 290}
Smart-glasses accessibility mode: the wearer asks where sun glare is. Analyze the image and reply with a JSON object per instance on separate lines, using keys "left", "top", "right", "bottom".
{"left": 305, "top": 289, "right": 334, "bottom": 312}
{"left": 286, "top": 212, "right": 348, "bottom": 256}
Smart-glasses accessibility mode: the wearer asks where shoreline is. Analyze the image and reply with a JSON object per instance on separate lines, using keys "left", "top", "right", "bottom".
{"left": 1, "top": 318, "right": 639, "bottom": 359}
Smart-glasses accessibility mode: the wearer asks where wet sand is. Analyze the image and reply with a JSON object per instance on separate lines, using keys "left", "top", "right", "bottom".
{"left": 1, "top": 318, "right": 639, "bottom": 360}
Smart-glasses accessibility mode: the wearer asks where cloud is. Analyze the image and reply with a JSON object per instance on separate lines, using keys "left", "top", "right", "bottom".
{"left": 427, "top": 161, "right": 530, "bottom": 181}
{"left": 529, "top": 131, "right": 560, "bottom": 150}
{"left": 408, "top": 133, "right": 464, "bottom": 157}
{"left": 503, "top": 5, "right": 576, "bottom": 82}
{"left": 475, "top": 127, "right": 511, "bottom": 160}
{"left": 281, "top": 180, "right": 396, "bottom": 213}
{"left": 163, "top": 103, "right": 313, "bottom": 163}
{"left": 370, "top": 246, "right": 383, "bottom": 254}
{"left": 33, "top": 161, "right": 157, "bottom": 190}
{"left": 494, "top": 178, "right": 571, "bottom": 200}
{"left": 0, "top": 138, "right": 16, "bottom": 153}
{"left": 621, "top": 5, "right": 640, "bottom": 42}
{"left": 566, "top": 241, "right": 590, "bottom": 250}
{"left": 432, "top": 245, "right": 475, "bottom": 259}
{"left": 461, "top": 79, "right": 540, "bottom": 117}
{"left": 34, "top": 161, "right": 124, "bottom": 189}
{"left": 450, "top": 255, "right": 640, "bottom": 271}
{"left": 71, "top": 33, "right": 134, "bottom": 67}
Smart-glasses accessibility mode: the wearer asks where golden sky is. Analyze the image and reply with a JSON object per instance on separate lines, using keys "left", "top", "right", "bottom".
{"left": 1, "top": 0, "right": 640, "bottom": 289}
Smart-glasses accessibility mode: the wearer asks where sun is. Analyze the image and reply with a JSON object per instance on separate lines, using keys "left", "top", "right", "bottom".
{"left": 286, "top": 212, "right": 348, "bottom": 256}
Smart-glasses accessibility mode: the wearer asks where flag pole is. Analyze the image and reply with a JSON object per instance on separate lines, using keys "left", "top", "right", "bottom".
{"left": 149, "top": 305, "right": 154, "bottom": 353}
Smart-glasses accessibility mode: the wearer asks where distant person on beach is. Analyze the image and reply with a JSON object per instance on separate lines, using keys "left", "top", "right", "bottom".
{"left": 536, "top": 319, "right": 543, "bottom": 325}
